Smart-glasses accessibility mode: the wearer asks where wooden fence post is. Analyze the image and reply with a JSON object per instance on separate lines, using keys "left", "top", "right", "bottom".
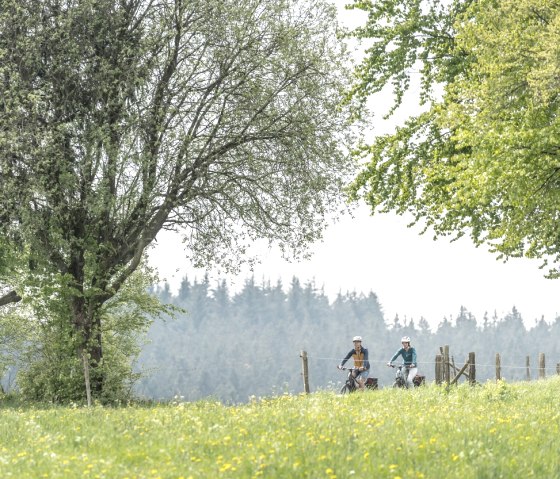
{"left": 82, "top": 349, "right": 92, "bottom": 407}
{"left": 539, "top": 353, "right": 546, "bottom": 379}
{"left": 443, "top": 345, "right": 450, "bottom": 385}
{"left": 449, "top": 358, "right": 470, "bottom": 386}
{"left": 495, "top": 353, "right": 501, "bottom": 381}
{"left": 435, "top": 354, "right": 443, "bottom": 385}
{"left": 526, "top": 356, "right": 531, "bottom": 381}
{"left": 468, "top": 352, "right": 476, "bottom": 385}
{"left": 300, "top": 350, "right": 310, "bottom": 394}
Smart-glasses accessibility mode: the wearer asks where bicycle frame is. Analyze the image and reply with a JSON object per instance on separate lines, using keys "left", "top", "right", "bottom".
{"left": 391, "top": 364, "right": 411, "bottom": 389}
{"left": 339, "top": 367, "right": 375, "bottom": 394}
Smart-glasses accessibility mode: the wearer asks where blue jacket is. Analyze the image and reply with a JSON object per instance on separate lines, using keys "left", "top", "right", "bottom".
{"left": 390, "top": 347, "right": 417, "bottom": 366}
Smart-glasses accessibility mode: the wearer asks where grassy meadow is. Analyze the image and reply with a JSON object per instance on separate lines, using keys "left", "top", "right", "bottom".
{"left": 1, "top": 378, "right": 559, "bottom": 478}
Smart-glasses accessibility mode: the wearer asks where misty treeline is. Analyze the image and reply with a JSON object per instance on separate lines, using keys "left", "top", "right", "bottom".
{"left": 135, "top": 275, "right": 560, "bottom": 403}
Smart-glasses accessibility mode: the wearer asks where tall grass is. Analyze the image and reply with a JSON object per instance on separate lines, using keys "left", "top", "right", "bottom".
{"left": 1, "top": 378, "right": 559, "bottom": 478}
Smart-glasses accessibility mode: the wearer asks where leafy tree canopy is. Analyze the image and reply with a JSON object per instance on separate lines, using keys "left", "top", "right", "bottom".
{"left": 347, "top": 0, "right": 560, "bottom": 277}
{"left": 0, "top": 0, "right": 355, "bottom": 398}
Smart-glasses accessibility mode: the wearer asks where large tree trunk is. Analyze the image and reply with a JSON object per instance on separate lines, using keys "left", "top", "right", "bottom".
{"left": 89, "top": 313, "right": 104, "bottom": 395}
{"left": 72, "top": 296, "right": 104, "bottom": 399}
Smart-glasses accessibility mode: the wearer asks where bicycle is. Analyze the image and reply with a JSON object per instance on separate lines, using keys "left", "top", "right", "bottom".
{"left": 390, "top": 364, "right": 411, "bottom": 389}
{"left": 339, "top": 367, "right": 377, "bottom": 394}
{"left": 389, "top": 364, "right": 425, "bottom": 388}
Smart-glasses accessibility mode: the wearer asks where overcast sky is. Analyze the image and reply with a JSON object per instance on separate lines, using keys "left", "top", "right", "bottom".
{"left": 150, "top": 205, "right": 559, "bottom": 330}
{"left": 148, "top": 1, "right": 559, "bottom": 330}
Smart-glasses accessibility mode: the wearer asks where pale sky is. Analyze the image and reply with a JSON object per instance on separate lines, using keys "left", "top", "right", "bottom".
{"left": 150, "top": 205, "right": 559, "bottom": 330}
{"left": 149, "top": 1, "right": 559, "bottom": 330}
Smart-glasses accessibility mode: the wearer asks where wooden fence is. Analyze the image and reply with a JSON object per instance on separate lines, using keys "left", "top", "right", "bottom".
{"left": 435, "top": 345, "right": 560, "bottom": 386}
{"left": 298, "top": 348, "right": 560, "bottom": 393}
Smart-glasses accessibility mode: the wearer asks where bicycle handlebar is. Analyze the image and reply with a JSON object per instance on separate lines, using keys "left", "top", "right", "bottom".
{"left": 339, "top": 366, "right": 365, "bottom": 372}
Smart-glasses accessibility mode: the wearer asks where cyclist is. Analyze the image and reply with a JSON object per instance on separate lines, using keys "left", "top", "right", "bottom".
{"left": 337, "top": 336, "right": 370, "bottom": 390}
{"left": 387, "top": 336, "right": 417, "bottom": 388}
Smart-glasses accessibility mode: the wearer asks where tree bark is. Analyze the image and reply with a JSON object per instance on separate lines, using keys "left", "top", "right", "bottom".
{"left": 0, "top": 290, "right": 22, "bottom": 307}
{"left": 72, "top": 296, "right": 104, "bottom": 398}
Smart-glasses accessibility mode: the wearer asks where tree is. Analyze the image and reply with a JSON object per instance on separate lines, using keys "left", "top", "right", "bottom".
{"left": 0, "top": 240, "right": 31, "bottom": 390}
{"left": 0, "top": 238, "right": 22, "bottom": 307}
{"left": 0, "top": 0, "right": 353, "bottom": 399}
{"left": 15, "top": 265, "right": 170, "bottom": 403}
{"left": 455, "top": 306, "right": 477, "bottom": 336}
{"left": 176, "top": 276, "right": 192, "bottom": 305}
{"left": 417, "top": 317, "right": 431, "bottom": 336}
{"left": 0, "top": 304, "right": 32, "bottom": 392}
{"left": 495, "top": 307, "right": 526, "bottom": 367}
{"left": 346, "top": 0, "right": 560, "bottom": 277}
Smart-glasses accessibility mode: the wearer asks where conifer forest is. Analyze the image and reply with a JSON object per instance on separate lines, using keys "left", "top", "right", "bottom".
{"left": 134, "top": 275, "right": 560, "bottom": 403}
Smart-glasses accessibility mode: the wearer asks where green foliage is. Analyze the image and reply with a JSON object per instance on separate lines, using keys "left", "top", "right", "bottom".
{"left": 483, "top": 379, "right": 518, "bottom": 403}
{"left": 0, "top": 0, "right": 354, "bottom": 287}
{"left": 346, "top": 0, "right": 471, "bottom": 114}
{"left": 0, "top": 241, "right": 34, "bottom": 389}
{"left": 0, "top": 309, "right": 31, "bottom": 390}
{"left": 347, "top": 0, "right": 560, "bottom": 276}
{"left": 15, "top": 265, "right": 175, "bottom": 404}
{"left": 0, "top": 0, "right": 354, "bottom": 399}
{"left": 16, "top": 321, "right": 85, "bottom": 403}
{"left": 0, "top": 232, "right": 26, "bottom": 309}
{"left": 1, "top": 378, "right": 560, "bottom": 477}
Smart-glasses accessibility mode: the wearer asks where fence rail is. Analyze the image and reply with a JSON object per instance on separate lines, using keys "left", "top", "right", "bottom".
{"left": 434, "top": 346, "right": 559, "bottom": 386}
{"left": 299, "top": 347, "right": 560, "bottom": 393}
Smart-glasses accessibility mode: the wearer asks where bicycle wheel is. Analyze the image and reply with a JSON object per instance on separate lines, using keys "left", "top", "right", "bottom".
{"left": 393, "top": 379, "right": 405, "bottom": 389}
{"left": 340, "top": 384, "right": 350, "bottom": 394}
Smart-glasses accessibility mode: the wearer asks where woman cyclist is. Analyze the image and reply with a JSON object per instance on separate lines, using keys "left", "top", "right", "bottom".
{"left": 387, "top": 336, "right": 417, "bottom": 388}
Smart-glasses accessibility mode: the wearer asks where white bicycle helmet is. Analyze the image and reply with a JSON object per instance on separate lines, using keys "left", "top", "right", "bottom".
{"left": 401, "top": 336, "right": 411, "bottom": 343}
{"left": 352, "top": 335, "right": 363, "bottom": 342}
